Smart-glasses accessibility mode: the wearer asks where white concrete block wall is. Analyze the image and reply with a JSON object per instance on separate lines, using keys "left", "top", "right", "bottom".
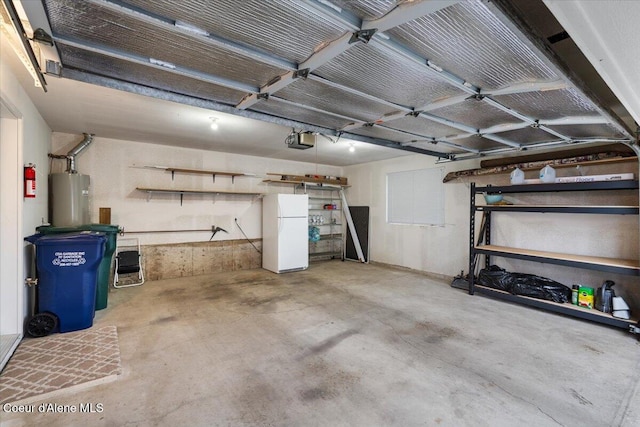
{"left": 345, "top": 154, "right": 640, "bottom": 313}
{"left": 51, "top": 133, "right": 344, "bottom": 246}
{"left": 345, "top": 154, "right": 478, "bottom": 277}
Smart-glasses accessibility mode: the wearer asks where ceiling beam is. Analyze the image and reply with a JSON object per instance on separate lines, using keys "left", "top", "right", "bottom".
{"left": 380, "top": 126, "right": 480, "bottom": 154}
{"left": 367, "top": 36, "right": 601, "bottom": 150}
{"left": 429, "top": 115, "right": 611, "bottom": 144}
{"left": 340, "top": 80, "right": 573, "bottom": 132}
{"left": 89, "top": 0, "right": 592, "bottom": 155}
{"left": 338, "top": 85, "right": 606, "bottom": 150}
{"left": 297, "top": 0, "right": 361, "bottom": 31}
{"left": 485, "top": 0, "right": 633, "bottom": 140}
{"left": 237, "top": 0, "right": 458, "bottom": 110}
{"left": 343, "top": 133, "right": 449, "bottom": 158}
{"left": 477, "top": 122, "right": 531, "bottom": 136}
{"left": 449, "top": 137, "right": 633, "bottom": 162}
{"left": 417, "top": 112, "right": 477, "bottom": 134}
{"left": 485, "top": 80, "right": 568, "bottom": 96}
{"left": 418, "top": 94, "right": 473, "bottom": 113}
{"left": 55, "top": 0, "right": 629, "bottom": 159}
{"left": 361, "top": 1, "right": 461, "bottom": 32}
{"left": 53, "top": 16, "right": 452, "bottom": 158}
{"left": 423, "top": 139, "right": 481, "bottom": 154}
{"left": 480, "top": 133, "right": 522, "bottom": 149}
{"left": 340, "top": 80, "right": 571, "bottom": 131}
{"left": 60, "top": 68, "right": 450, "bottom": 158}
{"left": 270, "top": 96, "right": 366, "bottom": 125}
{"left": 237, "top": 32, "right": 354, "bottom": 109}
{"left": 482, "top": 96, "right": 572, "bottom": 141}
{"left": 307, "top": 73, "right": 409, "bottom": 112}
{"left": 443, "top": 133, "right": 475, "bottom": 142}
{"left": 416, "top": 80, "right": 568, "bottom": 113}
{"left": 57, "top": 32, "right": 434, "bottom": 142}
{"left": 53, "top": 34, "right": 259, "bottom": 94}
{"left": 85, "top": 0, "right": 296, "bottom": 71}
{"left": 371, "top": 37, "right": 478, "bottom": 95}
{"left": 409, "top": 111, "right": 524, "bottom": 149}
{"left": 543, "top": 116, "right": 609, "bottom": 126}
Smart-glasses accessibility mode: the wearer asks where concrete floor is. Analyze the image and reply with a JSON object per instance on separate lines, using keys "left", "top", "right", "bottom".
{"left": 2, "top": 261, "right": 639, "bottom": 426}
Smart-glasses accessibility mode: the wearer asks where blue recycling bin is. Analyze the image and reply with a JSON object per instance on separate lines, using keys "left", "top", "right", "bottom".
{"left": 36, "top": 224, "right": 119, "bottom": 311}
{"left": 29, "top": 232, "right": 106, "bottom": 333}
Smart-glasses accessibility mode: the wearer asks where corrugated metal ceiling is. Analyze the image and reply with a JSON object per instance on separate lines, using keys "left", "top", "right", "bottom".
{"left": 39, "top": 0, "right": 633, "bottom": 160}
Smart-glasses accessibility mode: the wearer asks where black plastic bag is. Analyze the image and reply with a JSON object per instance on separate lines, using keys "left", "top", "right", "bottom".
{"left": 478, "top": 265, "right": 571, "bottom": 303}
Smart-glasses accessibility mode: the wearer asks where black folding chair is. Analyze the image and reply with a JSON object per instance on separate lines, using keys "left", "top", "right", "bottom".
{"left": 113, "top": 238, "right": 144, "bottom": 288}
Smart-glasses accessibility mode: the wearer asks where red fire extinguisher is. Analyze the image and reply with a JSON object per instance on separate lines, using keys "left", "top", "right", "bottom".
{"left": 24, "top": 163, "right": 36, "bottom": 198}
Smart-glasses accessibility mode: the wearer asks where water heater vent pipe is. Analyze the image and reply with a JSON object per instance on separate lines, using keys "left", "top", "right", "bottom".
{"left": 66, "top": 133, "right": 94, "bottom": 173}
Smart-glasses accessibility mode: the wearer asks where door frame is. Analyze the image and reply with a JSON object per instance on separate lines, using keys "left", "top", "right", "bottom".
{"left": 1, "top": 93, "right": 24, "bottom": 369}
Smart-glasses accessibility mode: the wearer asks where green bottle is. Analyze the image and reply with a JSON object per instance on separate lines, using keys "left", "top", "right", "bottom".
{"left": 571, "top": 285, "right": 579, "bottom": 305}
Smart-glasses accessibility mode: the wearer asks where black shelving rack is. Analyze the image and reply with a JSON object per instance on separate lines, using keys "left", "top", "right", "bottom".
{"left": 468, "top": 180, "right": 640, "bottom": 334}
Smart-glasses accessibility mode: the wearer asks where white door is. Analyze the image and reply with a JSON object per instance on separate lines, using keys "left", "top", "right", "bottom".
{"left": 0, "top": 97, "right": 23, "bottom": 370}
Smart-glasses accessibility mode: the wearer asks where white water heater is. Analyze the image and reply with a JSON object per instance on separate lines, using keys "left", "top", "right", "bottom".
{"left": 50, "top": 173, "right": 90, "bottom": 226}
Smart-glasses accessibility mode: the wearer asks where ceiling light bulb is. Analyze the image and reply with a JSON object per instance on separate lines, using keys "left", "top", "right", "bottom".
{"left": 209, "top": 117, "right": 219, "bottom": 130}
{"left": 349, "top": 144, "right": 355, "bottom": 153}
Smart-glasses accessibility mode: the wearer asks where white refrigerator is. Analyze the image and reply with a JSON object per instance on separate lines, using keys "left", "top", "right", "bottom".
{"left": 262, "top": 194, "right": 309, "bottom": 273}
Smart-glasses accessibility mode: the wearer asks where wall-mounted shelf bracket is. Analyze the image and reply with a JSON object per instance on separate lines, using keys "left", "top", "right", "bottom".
{"left": 137, "top": 187, "right": 262, "bottom": 206}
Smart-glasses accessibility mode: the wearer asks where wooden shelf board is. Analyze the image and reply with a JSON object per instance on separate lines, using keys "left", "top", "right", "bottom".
{"left": 166, "top": 168, "right": 248, "bottom": 177}
{"left": 475, "top": 244, "right": 640, "bottom": 271}
{"left": 263, "top": 179, "right": 305, "bottom": 185}
{"left": 477, "top": 205, "right": 639, "bottom": 214}
{"left": 136, "top": 187, "right": 261, "bottom": 196}
{"left": 474, "top": 285, "right": 638, "bottom": 324}
{"left": 263, "top": 179, "right": 349, "bottom": 188}
{"left": 528, "top": 157, "right": 636, "bottom": 170}
{"left": 444, "top": 156, "right": 637, "bottom": 183}
{"left": 478, "top": 180, "right": 638, "bottom": 194}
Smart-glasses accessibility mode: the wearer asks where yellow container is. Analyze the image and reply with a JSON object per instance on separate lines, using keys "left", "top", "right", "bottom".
{"left": 578, "top": 286, "right": 594, "bottom": 309}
